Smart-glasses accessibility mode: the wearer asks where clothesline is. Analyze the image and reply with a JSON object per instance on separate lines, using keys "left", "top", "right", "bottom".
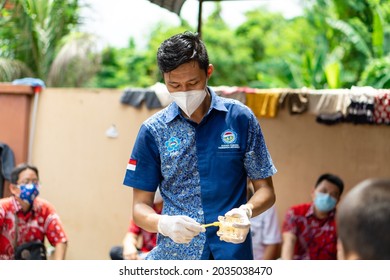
{"left": 213, "top": 86, "right": 390, "bottom": 95}
{"left": 120, "top": 84, "right": 390, "bottom": 126}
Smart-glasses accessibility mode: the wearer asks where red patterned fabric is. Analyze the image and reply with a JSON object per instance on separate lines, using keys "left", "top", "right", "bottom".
{"left": 374, "top": 93, "right": 390, "bottom": 125}
{"left": 127, "top": 205, "right": 162, "bottom": 253}
{"left": 282, "top": 203, "right": 337, "bottom": 260}
{"left": 0, "top": 196, "right": 67, "bottom": 260}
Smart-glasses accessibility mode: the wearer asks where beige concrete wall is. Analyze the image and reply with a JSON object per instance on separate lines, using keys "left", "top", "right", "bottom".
{"left": 30, "top": 88, "right": 390, "bottom": 259}
{"left": 259, "top": 110, "right": 390, "bottom": 226}
{"left": 31, "top": 88, "right": 160, "bottom": 259}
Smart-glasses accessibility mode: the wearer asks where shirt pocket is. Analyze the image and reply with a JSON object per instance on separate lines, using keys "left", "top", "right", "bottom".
{"left": 213, "top": 150, "right": 245, "bottom": 180}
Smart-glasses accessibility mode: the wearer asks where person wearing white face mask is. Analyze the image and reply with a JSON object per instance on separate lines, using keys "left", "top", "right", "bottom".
{"left": 169, "top": 88, "right": 207, "bottom": 118}
{"left": 281, "top": 173, "right": 344, "bottom": 260}
{"left": 123, "top": 31, "right": 277, "bottom": 260}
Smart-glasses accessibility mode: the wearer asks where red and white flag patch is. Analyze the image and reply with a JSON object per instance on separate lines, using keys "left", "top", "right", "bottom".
{"left": 127, "top": 159, "right": 137, "bottom": 171}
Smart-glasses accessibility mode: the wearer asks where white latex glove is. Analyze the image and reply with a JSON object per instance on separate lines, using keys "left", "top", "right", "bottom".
{"left": 157, "top": 215, "right": 205, "bottom": 244}
{"left": 217, "top": 204, "right": 252, "bottom": 244}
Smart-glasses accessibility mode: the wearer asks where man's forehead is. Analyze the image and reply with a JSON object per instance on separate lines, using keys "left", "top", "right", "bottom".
{"left": 165, "top": 68, "right": 204, "bottom": 83}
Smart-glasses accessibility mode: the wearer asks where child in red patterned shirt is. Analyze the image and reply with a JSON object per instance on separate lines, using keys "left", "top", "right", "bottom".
{"left": 0, "top": 163, "right": 68, "bottom": 260}
{"left": 109, "top": 189, "right": 163, "bottom": 260}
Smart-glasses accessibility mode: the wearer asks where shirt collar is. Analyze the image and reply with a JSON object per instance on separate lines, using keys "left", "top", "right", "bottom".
{"left": 11, "top": 195, "right": 37, "bottom": 214}
{"left": 165, "top": 86, "right": 228, "bottom": 123}
{"left": 306, "top": 202, "right": 336, "bottom": 219}
{"left": 11, "top": 196, "right": 22, "bottom": 212}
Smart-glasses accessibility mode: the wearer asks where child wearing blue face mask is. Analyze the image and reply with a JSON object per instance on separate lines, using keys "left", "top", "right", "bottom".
{"left": 0, "top": 163, "right": 68, "bottom": 260}
{"left": 281, "top": 173, "right": 344, "bottom": 260}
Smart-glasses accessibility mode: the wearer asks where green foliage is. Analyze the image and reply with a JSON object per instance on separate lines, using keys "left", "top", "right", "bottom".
{"left": 203, "top": 23, "right": 255, "bottom": 86}
{"left": 3, "top": 0, "right": 390, "bottom": 89}
{"left": 88, "top": 1, "right": 390, "bottom": 89}
{"left": 358, "top": 56, "right": 390, "bottom": 88}
{"left": 0, "top": 0, "right": 100, "bottom": 86}
{"left": 89, "top": 22, "right": 190, "bottom": 89}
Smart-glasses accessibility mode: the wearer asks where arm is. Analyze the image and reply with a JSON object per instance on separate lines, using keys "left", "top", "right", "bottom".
{"left": 122, "top": 232, "right": 141, "bottom": 260}
{"left": 132, "top": 188, "right": 160, "bottom": 233}
{"left": 52, "top": 242, "right": 67, "bottom": 260}
{"left": 132, "top": 188, "right": 204, "bottom": 244}
{"left": 281, "top": 232, "right": 296, "bottom": 260}
{"left": 262, "top": 243, "right": 281, "bottom": 260}
{"left": 43, "top": 204, "right": 68, "bottom": 260}
{"left": 247, "top": 177, "right": 276, "bottom": 217}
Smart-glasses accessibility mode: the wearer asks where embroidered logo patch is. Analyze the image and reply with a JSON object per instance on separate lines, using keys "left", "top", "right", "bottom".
{"left": 219, "top": 129, "right": 240, "bottom": 149}
{"left": 165, "top": 136, "right": 181, "bottom": 152}
{"left": 221, "top": 130, "right": 237, "bottom": 144}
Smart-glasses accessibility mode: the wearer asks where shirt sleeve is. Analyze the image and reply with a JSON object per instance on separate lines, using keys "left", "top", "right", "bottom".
{"left": 123, "top": 124, "right": 162, "bottom": 191}
{"left": 282, "top": 207, "right": 297, "bottom": 235}
{"left": 244, "top": 112, "right": 277, "bottom": 179}
{"left": 43, "top": 203, "right": 68, "bottom": 246}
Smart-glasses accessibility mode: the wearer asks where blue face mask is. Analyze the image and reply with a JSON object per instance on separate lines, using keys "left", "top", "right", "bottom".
{"left": 314, "top": 192, "right": 337, "bottom": 212}
{"left": 19, "top": 184, "right": 40, "bottom": 205}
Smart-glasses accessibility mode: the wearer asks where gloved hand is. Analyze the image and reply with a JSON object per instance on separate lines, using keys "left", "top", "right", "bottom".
{"left": 217, "top": 204, "right": 252, "bottom": 244}
{"left": 158, "top": 215, "right": 205, "bottom": 244}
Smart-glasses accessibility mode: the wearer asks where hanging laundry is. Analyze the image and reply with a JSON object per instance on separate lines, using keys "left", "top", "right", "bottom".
{"left": 212, "top": 85, "right": 247, "bottom": 104}
{"left": 314, "top": 92, "right": 350, "bottom": 125}
{"left": 344, "top": 95, "right": 375, "bottom": 124}
{"left": 307, "top": 93, "right": 323, "bottom": 114}
{"left": 149, "top": 82, "right": 173, "bottom": 107}
{"left": 373, "top": 92, "right": 390, "bottom": 125}
{"left": 279, "top": 92, "right": 309, "bottom": 115}
{"left": 246, "top": 92, "right": 280, "bottom": 118}
{"left": 120, "top": 88, "right": 162, "bottom": 109}
{"left": 344, "top": 87, "right": 376, "bottom": 125}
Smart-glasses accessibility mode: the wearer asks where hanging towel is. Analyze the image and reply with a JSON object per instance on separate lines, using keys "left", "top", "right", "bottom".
{"left": 314, "top": 93, "right": 350, "bottom": 125}
{"left": 307, "top": 93, "right": 323, "bottom": 114}
{"left": 120, "top": 88, "right": 162, "bottom": 109}
{"left": 212, "top": 86, "right": 246, "bottom": 104}
{"left": 279, "top": 92, "right": 309, "bottom": 115}
{"left": 144, "top": 91, "right": 162, "bottom": 109}
{"left": 246, "top": 92, "right": 280, "bottom": 118}
{"left": 120, "top": 88, "right": 147, "bottom": 107}
{"left": 149, "top": 82, "right": 172, "bottom": 107}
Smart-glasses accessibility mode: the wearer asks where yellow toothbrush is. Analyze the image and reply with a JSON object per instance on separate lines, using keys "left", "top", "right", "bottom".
{"left": 202, "top": 221, "right": 220, "bottom": 228}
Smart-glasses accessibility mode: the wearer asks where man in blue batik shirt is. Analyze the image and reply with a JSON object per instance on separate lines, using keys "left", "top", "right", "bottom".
{"left": 123, "top": 31, "right": 277, "bottom": 260}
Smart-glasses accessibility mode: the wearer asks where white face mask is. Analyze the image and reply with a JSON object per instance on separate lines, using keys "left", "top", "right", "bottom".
{"left": 170, "top": 89, "right": 207, "bottom": 117}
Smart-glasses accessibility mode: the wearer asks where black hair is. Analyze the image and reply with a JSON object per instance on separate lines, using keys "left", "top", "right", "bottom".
{"left": 337, "top": 178, "right": 390, "bottom": 259}
{"left": 10, "top": 163, "right": 39, "bottom": 184}
{"left": 315, "top": 173, "right": 344, "bottom": 195}
{"left": 157, "top": 31, "right": 209, "bottom": 74}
